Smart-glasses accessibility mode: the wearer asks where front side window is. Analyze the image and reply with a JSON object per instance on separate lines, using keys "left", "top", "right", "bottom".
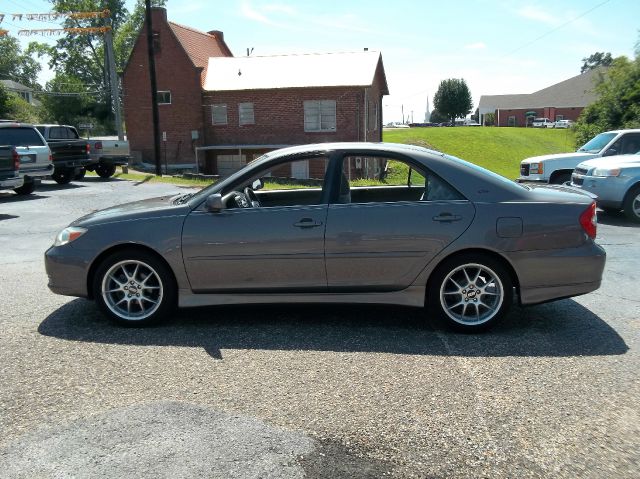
{"left": 212, "top": 104, "right": 228, "bottom": 125}
{"left": 239, "top": 103, "right": 255, "bottom": 125}
{"left": 157, "top": 91, "right": 171, "bottom": 105}
{"left": 304, "top": 100, "right": 336, "bottom": 132}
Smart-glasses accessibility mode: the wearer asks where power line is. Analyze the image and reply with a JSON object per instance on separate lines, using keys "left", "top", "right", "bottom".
{"left": 501, "top": 0, "right": 612, "bottom": 58}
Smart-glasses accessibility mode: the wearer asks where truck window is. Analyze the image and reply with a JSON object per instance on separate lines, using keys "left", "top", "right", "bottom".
{"left": 0, "top": 127, "right": 47, "bottom": 147}
{"left": 578, "top": 132, "right": 617, "bottom": 154}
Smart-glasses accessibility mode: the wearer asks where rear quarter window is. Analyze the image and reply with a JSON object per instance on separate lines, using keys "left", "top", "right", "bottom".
{"left": 0, "top": 127, "right": 46, "bottom": 147}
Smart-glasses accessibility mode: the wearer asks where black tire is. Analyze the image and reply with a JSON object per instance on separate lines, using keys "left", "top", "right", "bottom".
{"left": 96, "top": 164, "right": 117, "bottom": 179}
{"left": 600, "top": 207, "right": 620, "bottom": 216}
{"left": 93, "top": 249, "right": 177, "bottom": 326}
{"left": 74, "top": 168, "right": 86, "bottom": 181}
{"left": 427, "top": 253, "right": 513, "bottom": 333}
{"left": 623, "top": 185, "right": 640, "bottom": 223}
{"left": 14, "top": 179, "right": 36, "bottom": 195}
{"left": 52, "top": 169, "right": 73, "bottom": 185}
{"left": 550, "top": 172, "right": 572, "bottom": 185}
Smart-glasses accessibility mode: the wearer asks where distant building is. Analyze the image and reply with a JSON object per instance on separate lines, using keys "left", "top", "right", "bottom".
{"left": 122, "top": 7, "right": 389, "bottom": 175}
{"left": 478, "top": 69, "right": 604, "bottom": 127}
{"left": 0, "top": 79, "right": 36, "bottom": 105}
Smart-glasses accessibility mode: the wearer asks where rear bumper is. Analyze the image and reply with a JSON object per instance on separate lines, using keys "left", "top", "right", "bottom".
{"left": 21, "top": 164, "right": 54, "bottom": 179}
{"left": 506, "top": 241, "right": 606, "bottom": 305}
{"left": 91, "top": 155, "right": 130, "bottom": 166}
{"left": 0, "top": 176, "right": 23, "bottom": 188}
{"left": 53, "top": 157, "right": 94, "bottom": 169}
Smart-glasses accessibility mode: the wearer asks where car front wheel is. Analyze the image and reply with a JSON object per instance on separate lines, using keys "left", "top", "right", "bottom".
{"left": 623, "top": 185, "right": 640, "bottom": 223}
{"left": 93, "top": 250, "right": 176, "bottom": 326}
{"left": 428, "top": 254, "right": 513, "bottom": 332}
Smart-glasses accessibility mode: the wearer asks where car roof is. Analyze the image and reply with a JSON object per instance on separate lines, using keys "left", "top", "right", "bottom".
{"left": 0, "top": 122, "right": 36, "bottom": 128}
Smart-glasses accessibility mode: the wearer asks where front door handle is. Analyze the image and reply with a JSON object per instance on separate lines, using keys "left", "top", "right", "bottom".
{"left": 433, "top": 213, "right": 462, "bottom": 222}
{"left": 294, "top": 218, "right": 323, "bottom": 228}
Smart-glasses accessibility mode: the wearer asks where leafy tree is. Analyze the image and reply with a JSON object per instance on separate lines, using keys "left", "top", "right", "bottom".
{"left": 433, "top": 79, "right": 473, "bottom": 125}
{"left": 580, "top": 52, "right": 613, "bottom": 74}
{"left": 0, "top": 36, "right": 41, "bottom": 88}
{"left": 0, "top": 84, "right": 42, "bottom": 123}
{"left": 574, "top": 55, "right": 640, "bottom": 146}
{"left": 483, "top": 112, "right": 495, "bottom": 126}
{"left": 39, "top": 73, "right": 92, "bottom": 126}
{"left": 429, "top": 109, "right": 448, "bottom": 124}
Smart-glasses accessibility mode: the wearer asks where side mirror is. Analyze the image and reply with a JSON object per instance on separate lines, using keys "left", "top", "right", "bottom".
{"left": 252, "top": 178, "right": 264, "bottom": 191}
{"left": 205, "top": 193, "right": 224, "bottom": 213}
{"left": 603, "top": 148, "right": 618, "bottom": 157}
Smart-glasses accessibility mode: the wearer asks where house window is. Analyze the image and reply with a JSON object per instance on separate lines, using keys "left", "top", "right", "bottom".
{"left": 152, "top": 30, "right": 161, "bottom": 54}
{"left": 157, "top": 91, "right": 171, "bottom": 105}
{"left": 368, "top": 101, "right": 378, "bottom": 130}
{"left": 212, "top": 104, "right": 228, "bottom": 125}
{"left": 508, "top": 116, "right": 516, "bottom": 127}
{"left": 239, "top": 102, "right": 255, "bottom": 125}
{"left": 304, "top": 100, "right": 336, "bottom": 132}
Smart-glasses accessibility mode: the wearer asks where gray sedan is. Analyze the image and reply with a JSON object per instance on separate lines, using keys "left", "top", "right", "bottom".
{"left": 45, "top": 143, "right": 606, "bottom": 332}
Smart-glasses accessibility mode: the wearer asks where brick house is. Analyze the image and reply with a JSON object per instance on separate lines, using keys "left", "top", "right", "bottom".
{"left": 122, "top": 8, "right": 389, "bottom": 177}
{"left": 122, "top": 8, "right": 232, "bottom": 167}
{"left": 477, "top": 68, "right": 603, "bottom": 127}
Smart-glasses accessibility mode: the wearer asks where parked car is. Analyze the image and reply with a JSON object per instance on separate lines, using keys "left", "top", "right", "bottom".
{"left": 554, "top": 119, "right": 574, "bottom": 129}
{"left": 45, "top": 142, "right": 605, "bottom": 332}
{"left": 85, "top": 136, "right": 130, "bottom": 178}
{"left": 518, "top": 128, "right": 640, "bottom": 184}
{"left": 571, "top": 152, "right": 640, "bottom": 221}
{"left": 0, "top": 122, "right": 53, "bottom": 195}
{"left": 35, "top": 124, "right": 91, "bottom": 184}
{"left": 0, "top": 145, "right": 23, "bottom": 191}
{"left": 532, "top": 118, "right": 554, "bottom": 128}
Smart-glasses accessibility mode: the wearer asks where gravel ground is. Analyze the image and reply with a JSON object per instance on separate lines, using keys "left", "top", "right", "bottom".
{"left": 0, "top": 178, "right": 638, "bottom": 478}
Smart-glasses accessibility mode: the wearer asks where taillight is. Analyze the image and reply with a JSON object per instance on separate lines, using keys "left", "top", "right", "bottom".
{"left": 94, "top": 141, "right": 102, "bottom": 150}
{"left": 12, "top": 148, "right": 19, "bottom": 171}
{"left": 579, "top": 202, "right": 597, "bottom": 239}
{"left": 86, "top": 142, "right": 90, "bottom": 154}
{"left": 49, "top": 153, "right": 53, "bottom": 163}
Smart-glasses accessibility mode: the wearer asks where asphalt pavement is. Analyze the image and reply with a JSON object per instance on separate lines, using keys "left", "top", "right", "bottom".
{"left": 0, "top": 177, "right": 637, "bottom": 478}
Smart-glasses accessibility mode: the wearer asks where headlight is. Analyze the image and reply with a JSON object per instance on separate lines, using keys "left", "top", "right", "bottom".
{"left": 54, "top": 226, "right": 87, "bottom": 246}
{"left": 592, "top": 167, "right": 621, "bottom": 177}
{"left": 530, "top": 162, "right": 543, "bottom": 174}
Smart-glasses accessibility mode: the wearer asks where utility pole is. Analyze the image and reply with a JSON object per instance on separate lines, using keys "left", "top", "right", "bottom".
{"left": 145, "top": 0, "right": 162, "bottom": 176}
{"left": 104, "top": 26, "right": 123, "bottom": 140}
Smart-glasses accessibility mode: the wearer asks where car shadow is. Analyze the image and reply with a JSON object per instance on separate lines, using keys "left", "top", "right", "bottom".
{"left": 597, "top": 210, "right": 640, "bottom": 227}
{"left": 0, "top": 192, "right": 49, "bottom": 202}
{"left": 38, "top": 181, "right": 87, "bottom": 191}
{"left": 38, "top": 299, "right": 628, "bottom": 360}
{"left": 0, "top": 214, "right": 19, "bottom": 221}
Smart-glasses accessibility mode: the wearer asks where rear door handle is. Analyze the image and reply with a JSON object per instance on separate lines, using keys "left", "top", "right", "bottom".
{"left": 433, "top": 213, "right": 462, "bottom": 222}
{"left": 294, "top": 218, "right": 323, "bottom": 228}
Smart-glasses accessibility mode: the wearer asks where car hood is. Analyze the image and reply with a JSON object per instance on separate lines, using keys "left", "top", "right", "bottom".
{"left": 577, "top": 154, "right": 640, "bottom": 170}
{"left": 522, "top": 152, "right": 596, "bottom": 163}
{"left": 71, "top": 194, "right": 190, "bottom": 227}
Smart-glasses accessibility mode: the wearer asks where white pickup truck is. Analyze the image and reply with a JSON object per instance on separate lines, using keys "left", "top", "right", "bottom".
{"left": 85, "top": 136, "right": 130, "bottom": 178}
{"left": 517, "top": 128, "right": 640, "bottom": 184}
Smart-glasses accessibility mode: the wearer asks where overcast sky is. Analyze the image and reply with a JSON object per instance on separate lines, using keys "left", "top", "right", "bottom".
{"left": 3, "top": 0, "right": 638, "bottom": 123}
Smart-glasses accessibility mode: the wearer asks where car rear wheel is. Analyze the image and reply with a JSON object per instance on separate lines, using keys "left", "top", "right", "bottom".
{"left": 96, "top": 164, "right": 117, "bottom": 178}
{"left": 52, "top": 169, "right": 73, "bottom": 184}
{"left": 93, "top": 250, "right": 176, "bottom": 326}
{"left": 14, "top": 179, "right": 36, "bottom": 195}
{"left": 623, "top": 185, "right": 640, "bottom": 223}
{"left": 428, "top": 254, "right": 513, "bottom": 332}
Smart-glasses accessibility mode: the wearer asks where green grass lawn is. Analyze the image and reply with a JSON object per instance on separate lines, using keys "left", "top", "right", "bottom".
{"left": 384, "top": 126, "right": 577, "bottom": 179}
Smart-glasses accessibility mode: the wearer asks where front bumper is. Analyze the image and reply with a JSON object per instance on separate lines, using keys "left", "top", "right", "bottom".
{"left": 516, "top": 177, "right": 547, "bottom": 184}
{"left": 45, "top": 245, "right": 91, "bottom": 298}
{"left": 570, "top": 174, "right": 626, "bottom": 209}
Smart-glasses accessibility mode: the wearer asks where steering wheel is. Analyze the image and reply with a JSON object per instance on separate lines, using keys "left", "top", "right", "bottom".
{"left": 231, "top": 191, "right": 251, "bottom": 208}
{"left": 244, "top": 187, "right": 261, "bottom": 207}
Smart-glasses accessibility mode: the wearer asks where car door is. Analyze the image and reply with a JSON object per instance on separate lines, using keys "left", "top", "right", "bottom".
{"left": 181, "top": 155, "right": 331, "bottom": 293}
{"left": 324, "top": 153, "right": 475, "bottom": 291}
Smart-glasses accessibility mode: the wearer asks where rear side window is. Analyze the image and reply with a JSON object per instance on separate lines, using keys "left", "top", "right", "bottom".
{"left": 0, "top": 127, "right": 46, "bottom": 146}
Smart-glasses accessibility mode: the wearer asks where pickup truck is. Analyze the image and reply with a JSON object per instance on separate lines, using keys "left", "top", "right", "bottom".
{"left": 35, "top": 124, "right": 91, "bottom": 184}
{"left": 85, "top": 136, "right": 130, "bottom": 178}
{"left": 532, "top": 118, "right": 554, "bottom": 128}
{"left": 518, "top": 128, "right": 640, "bottom": 184}
{"left": 0, "top": 123, "right": 53, "bottom": 195}
{"left": 0, "top": 145, "right": 23, "bottom": 191}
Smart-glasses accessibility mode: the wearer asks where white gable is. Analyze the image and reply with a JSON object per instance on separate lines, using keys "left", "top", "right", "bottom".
{"left": 204, "top": 51, "right": 382, "bottom": 92}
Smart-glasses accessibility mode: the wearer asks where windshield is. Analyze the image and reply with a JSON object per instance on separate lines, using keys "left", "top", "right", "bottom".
{"left": 578, "top": 132, "right": 616, "bottom": 153}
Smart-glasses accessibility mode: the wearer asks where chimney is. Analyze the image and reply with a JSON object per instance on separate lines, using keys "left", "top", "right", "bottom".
{"left": 208, "top": 30, "right": 224, "bottom": 41}
{"left": 150, "top": 7, "right": 167, "bottom": 22}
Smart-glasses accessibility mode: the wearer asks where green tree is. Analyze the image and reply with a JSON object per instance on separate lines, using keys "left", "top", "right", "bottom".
{"left": 0, "top": 83, "right": 42, "bottom": 123}
{"left": 580, "top": 52, "right": 613, "bottom": 74}
{"left": 433, "top": 79, "right": 473, "bottom": 125}
{"left": 39, "top": 73, "right": 92, "bottom": 126}
{"left": 574, "top": 55, "right": 640, "bottom": 146}
{"left": 429, "top": 109, "right": 448, "bottom": 124}
{"left": 0, "top": 36, "right": 41, "bottom": 88}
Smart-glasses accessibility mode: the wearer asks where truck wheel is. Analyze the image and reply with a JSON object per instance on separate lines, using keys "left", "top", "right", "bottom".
{"left": 96, "top": 164, "right": 117, "bottom": 179}
{"left": 52, "top": 170, "right": 73, "bottom": 185}
{"left": 74, "top": 168, "right": 86, "bottom": 181}
{"left": 623, "top": 185, "right": 640, "bottom": 223}
{"left": 14, "top": 179, "right": 36, "bottom": 195}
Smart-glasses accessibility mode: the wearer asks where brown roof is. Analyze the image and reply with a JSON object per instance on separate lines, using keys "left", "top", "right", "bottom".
{"left": 168, "top": 22, "right": 233, "bottom": 85}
